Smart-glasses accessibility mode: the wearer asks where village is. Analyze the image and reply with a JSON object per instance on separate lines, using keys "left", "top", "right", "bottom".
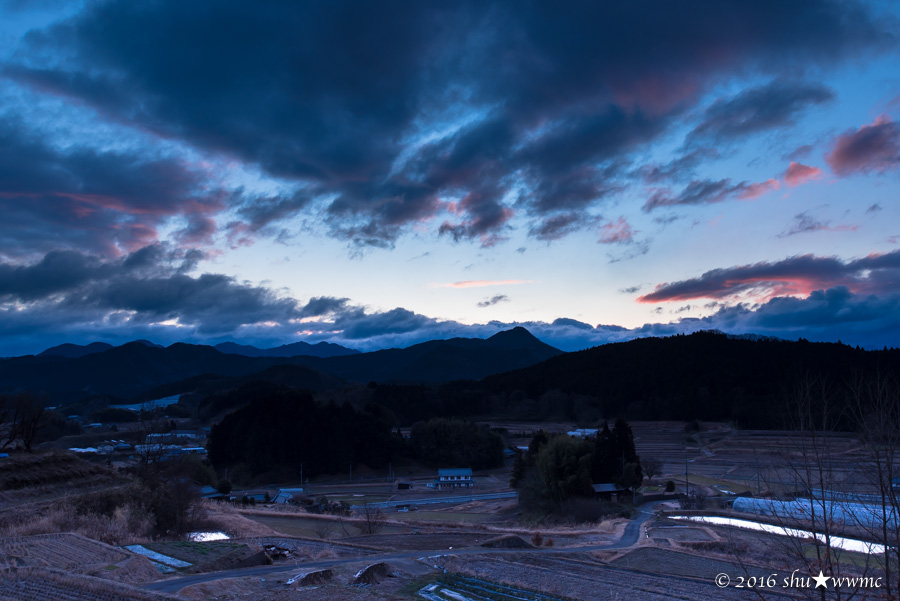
{"left": 2, "top": 414, "right": 896, "bottom": 600}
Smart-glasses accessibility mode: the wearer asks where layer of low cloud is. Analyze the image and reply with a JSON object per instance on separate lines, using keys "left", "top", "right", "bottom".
{"left": 638, "top": 250, "right": 900, "bottom": 303}
{"left": 2, "top": 247, "right": 899, "bottom": 356}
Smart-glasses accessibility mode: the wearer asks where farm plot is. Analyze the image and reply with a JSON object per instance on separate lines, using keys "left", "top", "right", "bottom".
{"left": 142, "top": 540, "right": 248, "bottom": 569}
{"left": 419, "top": 575, "right": 567, "bottom": 601}
{"left": 440, "top": 553, "right": 757, "bottom": 600}
{"left": 0, "top": 533, "right": 129, "bottom": 570}
{"left": 0, "top": 567, "right": 176, "bottom": 601}
{"left": 608, "top": 547, "right": 747, "bottom": 578}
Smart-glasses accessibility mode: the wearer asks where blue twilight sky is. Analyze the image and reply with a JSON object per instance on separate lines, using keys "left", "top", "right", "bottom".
{"left": 0, "top": 0, "right": 899, "bottom": 356}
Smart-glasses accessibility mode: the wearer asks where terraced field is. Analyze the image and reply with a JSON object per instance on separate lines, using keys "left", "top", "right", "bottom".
{"left": 0, "top": 568, "right": 176, "bottom": 601}
{"left": 0, "top": 533, "right": 129, "bottom": 570}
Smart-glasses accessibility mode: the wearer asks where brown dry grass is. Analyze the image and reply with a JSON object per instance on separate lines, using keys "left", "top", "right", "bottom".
{"left": 0, "top": 501, "right": 154, "bottom": 545}
{"left": 0, "top": 452, "right": 126, "bottom": 509}
{"left": 201, "top": 501, "right": 284, "bottom": 538}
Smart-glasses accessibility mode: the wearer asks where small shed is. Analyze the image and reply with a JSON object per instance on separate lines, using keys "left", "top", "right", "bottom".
{"left": 272, "top": 487, "right": 305, "bottom": 504}
{"left": 592, "top": 483, "right": 631, "bottom": 502}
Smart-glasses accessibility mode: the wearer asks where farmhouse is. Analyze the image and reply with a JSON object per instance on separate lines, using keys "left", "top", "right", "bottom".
{"left": 436, "top": 468, "right": 473, "bottom": 489}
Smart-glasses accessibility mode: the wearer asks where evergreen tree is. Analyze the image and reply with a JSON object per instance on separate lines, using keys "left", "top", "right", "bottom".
{"left": 591, "top": 422, "right": 617, "bottom": 483}
{"left": 612, "top": 418, "right": 642, "bottom": 487}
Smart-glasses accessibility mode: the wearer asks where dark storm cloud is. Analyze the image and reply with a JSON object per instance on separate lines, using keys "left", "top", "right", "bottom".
{"left": 0, "top": 120, "right": 227, "bottom": 257}
{"left": 7, "top": 0, "right": 891, "bottom": 245}
{"left": 689, "top": 81, "right": 834, "bottom": 143}
{"left": 638, "top": 250, "right": 900, "bottom": 302}
{"left": 826, "top": 116, "right": 900, "bottom": 176}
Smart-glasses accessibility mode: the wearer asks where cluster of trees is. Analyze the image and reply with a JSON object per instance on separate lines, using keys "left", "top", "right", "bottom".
{"left": 410, "top": 418, "right": 504, "bottom": 469}
{"left": 512, "top": 419, "right": 641, "bottom": 515}
{"left": 207, "top": 387, "right": 396, "bottom": 480}
{"left": 204, "top": 385, "right": 506, "bottom": 483}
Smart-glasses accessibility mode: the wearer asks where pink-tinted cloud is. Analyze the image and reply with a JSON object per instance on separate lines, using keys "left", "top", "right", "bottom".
{"left": 784, "top": 162, "right": 823, "bottom": 187}
{"left": 432, "top": 279, "right": 535, "bottom": 289}
{"left": 598, "top": 218, "right": 636, "bottom": 245}
{"left": 826, "top": 115, "right": 900, "bottom": 176}
{"left": 737, "top": 178, "right": 780, "bottom": 199}
{"left": 637, "top": 250, "right": 900, "bottom": 303}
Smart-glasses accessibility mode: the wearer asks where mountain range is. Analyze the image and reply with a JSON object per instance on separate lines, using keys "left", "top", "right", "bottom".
{"left": 1, "top": 327, "right": 562, "bottom": 403}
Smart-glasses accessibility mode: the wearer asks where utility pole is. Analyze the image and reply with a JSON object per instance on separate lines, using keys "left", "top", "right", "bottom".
{"left": 685, "top": 456, "right": 689, "bottom": 495}
{"left": 755, "top": 457, "right": 761, "bottom": 495}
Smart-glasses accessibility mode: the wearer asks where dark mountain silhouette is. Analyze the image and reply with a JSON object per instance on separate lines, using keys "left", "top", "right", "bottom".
{"left": 38, "top": 342, "right": 114, "bottom": 358}
{"left": 294, "top": 326, "right": 563, "bottom": 383}
{"left": 131, "top": 339, "right": 165, "bottom": 348}
{"left": 214, "top": 340, "right": 360, "bottom": 358}
{"left": 0, "top": 328, "right": 562, "bottom": 404}
{"left": 0, "top": 342, "right": 324, "bottom": 403}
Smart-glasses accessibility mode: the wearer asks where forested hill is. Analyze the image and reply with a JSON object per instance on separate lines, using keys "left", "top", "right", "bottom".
{"left": 466, "top": 332, "right": 900, "bottom": 428}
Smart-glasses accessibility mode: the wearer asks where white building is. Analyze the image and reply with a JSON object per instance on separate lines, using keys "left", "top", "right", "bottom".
{"left": 436, "top": 468, "right": 473, "bottom": 489}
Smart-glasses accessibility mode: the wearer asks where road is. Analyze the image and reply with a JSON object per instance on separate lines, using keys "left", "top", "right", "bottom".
{"left": 144, "top": 501, "right": 661, "bottom": 593}
{"left": 356, "top": 491, "right": 518, "bottom": 510}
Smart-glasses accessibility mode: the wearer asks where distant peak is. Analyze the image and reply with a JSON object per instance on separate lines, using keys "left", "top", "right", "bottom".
{"left": 488, "top": 326, "right": 537, "bottom": 341}
{"left": 121, "top": 339, "right": 164, "bottom": 348}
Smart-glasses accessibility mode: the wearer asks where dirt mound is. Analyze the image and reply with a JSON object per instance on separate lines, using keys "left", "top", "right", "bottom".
{"left": 288, "top": 568, "right": 334, "bottom": 586}
{"left": 480, "top": 534, "right": 532, "bottom": 548}
{"left": 352, "top": 562, "right": 392, "bottom": 584}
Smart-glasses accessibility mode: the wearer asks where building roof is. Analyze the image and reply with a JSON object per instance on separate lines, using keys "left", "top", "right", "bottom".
{"left": 592, "top": 483, "right": 629, "bottom": 493}
{"left": 438, "top": 468, "right": 472, "bottom": 477}
{"left": 568, "top": 428, "right": 599, "bottom": 438}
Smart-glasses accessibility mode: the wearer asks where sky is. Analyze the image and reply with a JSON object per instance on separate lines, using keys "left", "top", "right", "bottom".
{"left": 0, "top": 0, "right": 898, "bottom": 356}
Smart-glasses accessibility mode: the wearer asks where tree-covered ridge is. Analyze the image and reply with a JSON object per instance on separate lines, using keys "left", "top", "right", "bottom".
{"left": 471, "top": 332, "right": 900, "bottom": 428}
